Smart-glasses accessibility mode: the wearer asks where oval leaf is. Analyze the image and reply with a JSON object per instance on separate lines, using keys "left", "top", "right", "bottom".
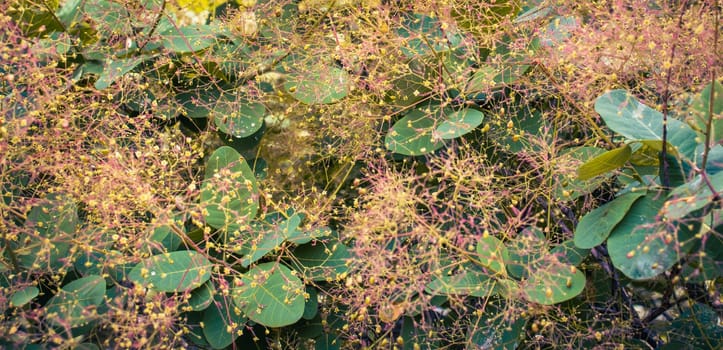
{"left": 574, "top": 191, "right": 647, "bottom": 249}
{"left": 161, "top": 25, "right": 216, "bottom": 53}
{"left": 577, "top": 144, "right": 631, "bottom": 180}
{"left": 607, "top": 193, "right": 698, "bottom": 280}
{"left": 476, "top": 234, "right": 508, "bottom": 275}
{"left": 203, "top": 296, "right": 247, "bottom": 349}
{"left": 45, "top": 275, "right": 106, "bottom": 327}
{"left": 291, "top": 240, "right": 350, "bottom": 281}
{"left": 10, "top": 286, "right": 39, "bottom": 308}
{"left": 595, "top": 90, "right": 698, "bottom": 160}
{"left": 128, "top": 251, "right": 212, "bottom": 292}
{"left": 232, "top": 262, "right": 305, "bottom": 328}
{"left": 284, "top": 67, "right": 349, "bottom": 104}
{"left": 523, "top": 263, "right": 585, "bottom": 305}
{"left": 385, "top": 109, "right": 445, "bottom": 156}
{"left": 436, "top": 108, "right": 484, "bottom": 139}
{"left": 201, "top": 146, "right": 259, "bottom": 234}
{"left": 214, "top": 100, "right": 265, "bottom": 138}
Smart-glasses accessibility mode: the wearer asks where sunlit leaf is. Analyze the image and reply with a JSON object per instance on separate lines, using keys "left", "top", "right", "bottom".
{"left": 128, "top": 251, "right": 212, "bottom": 292}
{"left": 436, "top": 108, "right": 484, "bottom": 139}
{"left": 385, "top": 109, "right": 445, "bottom": 156}
{"left": 577, "top": 144, "right": 631, "bottom": 180}
{"left": 574, "top": 191, "right": 647, "bottom": 249}
{"left": 232, "top": 263, "right": 305, "bottom": 327}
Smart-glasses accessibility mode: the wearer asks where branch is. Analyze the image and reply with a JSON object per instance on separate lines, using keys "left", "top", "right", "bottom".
{"left": 137, "top": 0, "right": 167, "bottom": 52}
{"left": 659, "top": 1, "right": 689, "bottom": 189}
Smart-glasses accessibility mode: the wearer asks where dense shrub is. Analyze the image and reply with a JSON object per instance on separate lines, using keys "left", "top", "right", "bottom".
{"left": 1, "top": 0, "right": 720, "bottom": 348}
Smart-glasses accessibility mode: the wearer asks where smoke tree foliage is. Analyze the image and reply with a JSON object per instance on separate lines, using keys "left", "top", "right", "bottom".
{"left": 0, "top": 0, "right": 720, "bottom": 348}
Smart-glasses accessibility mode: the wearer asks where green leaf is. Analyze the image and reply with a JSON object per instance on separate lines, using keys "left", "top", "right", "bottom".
{"left": 146, "top": 224, "right": 182, "bottom": 253}
{"left": 201, "top": 146, "right": 259, "bottom": 234}
{"left": 555, "top": 146, "right": 608, "bottom": 199}
{"left": 468, "top": 303, "right": 525, "bottom": 349}
{"left": 214, "top": 100, "right": 266, "bottom": 138}
{"left": 176, "top": 87, "right": 222, "bottom": 119}
{"left": 232, "top": 262, "right": 305, "bottom": 328}
{"left": 238, "top": 213, "right": 302, "bottom": 268}
{"left": 291, "top": 240, "right": 350, "bottom": 281}
{"left": 436, "top": 108, "right": 484, "bottom": 139}
{"left": 10, "top": 286, "right": 39, "bottom": 308}
{"left": 661, "top": 304, "right": 723, "bottom": 350}
{"left": 128, "top": 251, "right": 212, "bottom": 292}
{"left": 56, "top": 0, "right": 82, "bottom": 27}
{"left": 95, "top": 55, "right": 152, "bottom": 90}
{"left": 161, "top": 25, "right": 217, "bottom": 53}
{"left": 574, "top": 191, "right": 647, "bottom": 249}
{"left": 284, "top": 67, "right": 350, "bottom": 104}
{"left": 607, "top": 192, "right": 697, "bottom": 280}
{"left": 397, "top": 13, "right": 454, "bottom": 57}
{"left": 385, "top": 109, "right": 445, "bottom": 156}
{"left": 187, "top": 281, "right": 215, "bottom": 312}
{"left": 82, "top": 0, "right": 129, "bottom": 35}
{"left": 689, "top": 81, "right": 722, "bottom": 144}
{"left": 475, "top": 234, "right": 509, "bottom": 275}
{"left": 551, "top": 240, "right": 590, "bottom": 266}
{"left": 303, "top": 287, "right": 319, "bottom": 320}
{"left": 45, "top": 275, "right": 106, "bottom": 327}
{"left": 577, "top": 144, "right": 632, "bottom": 180}
{"left": 523, "top": 262, "right": 585, "bottom": 305}
{"left": 16, "top": 194, "right": 78, "bottom": 270}
{"left": 426, "top": 262, "right": 495, "bottom": 297}
{"left": 663, "top": 171, "right": 723, "bottom": 220}
{"left": 506, "top": 227, "right": 546, "bottom": 279}
{"left": 595, "top": 90, "right": 698, "bottom": 161}
{"left": 287, "top": 226, "right": 332, "bottom": 245}
{"left": 203, "top": 296, "right": 247, "bottom": 349}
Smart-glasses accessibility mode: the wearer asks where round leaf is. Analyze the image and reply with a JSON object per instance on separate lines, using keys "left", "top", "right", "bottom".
{"left": 10, "top": 286, "right": 39, "bottom": 308}
{"left": 476, "top": 234, "right": 508, "bottom": 275}
{"left": 284, "top": 67, "right": 349, "bottom": 104}
{"left": 232, "top": 262, "right": 305, "bottom": 328}
{"left": 574, "top": 191, "right": 647, "bottom": 249}
{"left": 595, "top": 90, "right": 698, "bottom": 161}
{"left": 607, "top": 193, "right": 698, "bottom": 280}
{"left": 436, "top": 108, "right": 484, "bottom": 139}
{"left": 203, "top": 296, "right": 247, "bottom": 349}
{"left": 523, "top": 263, "right": 585, "bottom": 305}
{"left": 385, "top": 109, "right": 445, "bottom": 156}
{"left": 201, "top": 146, "right": 259, "bottom": 234}
{"left": 161, "top": 25, "right": 217, "bottom": 53}
{"left": 18, "top": 194, "right": 77, "bottom": 270}
{"left": 291, "top": 240, "right": 350, "bottom": 281}
{"left": 187, "top": 281, "right": 215, "bottom": 312}
{"left": 45, "top": 275, "right": 106, "bottom": 327}
{"left": 128, "top": 250, "right": 212, "bottom": 292}
{"left": 214, "top": 100, "right": 265, "bottom": 138}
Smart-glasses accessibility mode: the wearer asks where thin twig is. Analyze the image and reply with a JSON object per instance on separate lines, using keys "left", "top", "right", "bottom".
{"left": 659, "top": 1, "right": 689, "bottom": 189}
{"left": 137, "top": 0, "right": 167, "bottom": 52}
